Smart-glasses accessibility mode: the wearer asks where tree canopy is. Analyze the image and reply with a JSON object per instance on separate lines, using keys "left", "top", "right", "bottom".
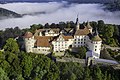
{"left": 3, "top": 38, "right": 19, "bottom": 53}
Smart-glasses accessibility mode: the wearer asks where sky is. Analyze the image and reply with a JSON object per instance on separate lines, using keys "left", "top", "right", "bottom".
{"left": 0, "top": 2, "right": 120, "bottom": 30}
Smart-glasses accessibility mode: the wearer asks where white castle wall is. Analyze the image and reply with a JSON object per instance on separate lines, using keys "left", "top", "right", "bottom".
{"left": 32, "top": 47, "right": 50, "bottom": 55}
{"left": 73, "top": 35, "right": 88, "bottom": 47}
{"left": 87, "top": 39, "right": 102, "bottom": 58}
{"left": 52, "top": 38, "right": 73, "bottom": 52}
{"left": 24, "top": 36, "right": 36, "bottom": 53}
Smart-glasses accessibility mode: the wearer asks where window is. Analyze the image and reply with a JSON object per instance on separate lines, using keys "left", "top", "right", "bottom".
{"left": 95, "top": 49, "right": 97, "bottom": 51}
{"left": 81, "top": 42, "right": 83, "bottom": 44}
{"left": 75, "top": 42, "right": 76, "bottom": 44}
{"left": 78, "top": 42, "right": 80, "bottom": 44}
{"left": 95, "top": 46, "right": 97, "bottom": 48}
{"left": 78, "top": 39, "right": 80, "bottom": 41}
{"left": 81, "top": 39, "right": 83, "bottom": 41}
{"left": 75, "top": 39, "right": 76, "bottom": 41}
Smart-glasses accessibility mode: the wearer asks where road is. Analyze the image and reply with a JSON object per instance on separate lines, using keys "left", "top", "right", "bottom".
{"left": 104, "top": 45, "right": 120, "bottom": 51}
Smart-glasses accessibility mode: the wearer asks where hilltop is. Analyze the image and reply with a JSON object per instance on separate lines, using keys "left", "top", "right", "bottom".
{"left": 0, "top": 8, "right": 22, "bottom": 20}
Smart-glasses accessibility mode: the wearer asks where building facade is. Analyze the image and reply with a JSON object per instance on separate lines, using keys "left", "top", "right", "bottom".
{"left": 24, "top": 17, "right": 102, "bottom": 58}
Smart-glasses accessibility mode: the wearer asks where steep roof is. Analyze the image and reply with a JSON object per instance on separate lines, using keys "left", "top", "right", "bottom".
{"left": 53, "top": 34, "right": 73, "bottom": 41}
{"left": 62, "top": 35, "right": 73, "bottom": 41}
{"left": 75, "top": 28, "right": 90, "bottom": 35}
{"left": 34, "top": 28, "right": 60, "bottom": 35}
{"left": 91, "top": 35, "right": 102, "bottom": 41}
{"left": 50, "top": 28, "right": 60, "bottom": 33}
{"left": 86, "top": 21, "right": 92, "bottom": 29}
{"left": 34, "top": 36, "right": 53, "bottom": 47}
{"left": 91, "top": 29, "right": 102, "bottom": 41}
{"left": 24, "top": 32, "right": 33, "bottom": 38}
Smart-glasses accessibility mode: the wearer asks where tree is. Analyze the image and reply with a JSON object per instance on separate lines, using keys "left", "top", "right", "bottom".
{"left": 84, "top": 67, "right": 92, "bottom": 80}
{"left": 16, "top": 74, "right": 24, "bottom": 80}
{"left": 30, "top": 24, "right": 41, "bottom": 33}
{"left": 0, "top": 51, "right": 5, "bottom": 61}
{"left": 93, "top": 65, "right": 103, "bottom": 80}
{"left": 0, "top": 67, "right": 9, "bottom": 80}
{"left": 3, "top": 38, "right": 19, "bottom": 53}
{"left": 21, "top": 54, "right": 33, "bottom": 78}
{"left": 114, "top": 25, "right": 119, "bottom": 37}
{"left": 104, "top": 25, "right": 114, "bottom": 39}
{"left": 0, "top": 60, "right": 11, "bottom": 75}
{"left": 97, "top": 20, "right": 105, "bottom": 34}
{"left": 44, "top": 23, "right": 50, "bottom": 28}
{"left": 91, "top": 21, "right": 97, "bottom": 29}
{"left": 77, "top": 46, "right": 87, "bottom": 58}
{"left": 57, "top": 62, "right": 84, "bottom": 80}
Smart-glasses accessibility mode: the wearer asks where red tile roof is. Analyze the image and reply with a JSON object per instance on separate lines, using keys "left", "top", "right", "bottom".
{"left": 24, "top": 32, "right": 33, "bottom": 38}
{"left": 75, "top": 28, "right": 90, "bottom": 35}
{"left": 34, "top": 36, "right": 53, "bottom": 47}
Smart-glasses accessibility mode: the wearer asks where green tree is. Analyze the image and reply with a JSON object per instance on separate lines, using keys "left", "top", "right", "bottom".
{"left": 0, "top": 60, "right": 11, "bottom": 75}
{"left": 0, "top": 67, "right": 9, "bottom": 80}
{"left": 84, "top": 67, "right": 92, "bottom": 80}
{"left": 21, "top": 54, "right": 33, "bottom": 78}
{"left": 97, "top": 20, "right": 105, "bottom": 34}
{"left": 44, "top": 23, "right": 50, "bottom": 28}
{"left": 77, "top": 46, "right": 87, "bottom": 58}
{"left": 57, "top": 62, "right": 84, "bottom": 80}
{"left": 30, "top": 24, "right": 41, "bottom": 33}
{"left": 114, "top": 25, "right": 119, "bottom": 37}
{"left": 16, "top": 74, "right": 24, "bottom": 80}
{"left": 3, "top": 38, "right": 19, "bottom": 53}
{"left": 93, "top": 65, "right": 103, "bottom": 80}
{"left": 104, "top": 25, "right": 114, "bottom": 39}
{"left": 0, "top": 51, "right": 5, "bottom": 62}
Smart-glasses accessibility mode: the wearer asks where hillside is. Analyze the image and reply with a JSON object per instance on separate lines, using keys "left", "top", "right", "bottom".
{"left": 0, "top": 8, "right": 22, "bottom": 20}
{"left": 104, "top": 0, "right": 120, "bottom": 11}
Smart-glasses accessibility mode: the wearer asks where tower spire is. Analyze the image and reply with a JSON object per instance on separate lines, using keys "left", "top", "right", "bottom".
{"left": 76, "top": 14, "right": 79, "bottom": 30}
{"left": 95, "top": 28, "right": 99, "bottom": 36}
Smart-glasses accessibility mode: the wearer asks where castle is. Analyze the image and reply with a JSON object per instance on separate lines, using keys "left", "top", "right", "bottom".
{"left": 24, "top": 17, "right": 102, "bottom": 58}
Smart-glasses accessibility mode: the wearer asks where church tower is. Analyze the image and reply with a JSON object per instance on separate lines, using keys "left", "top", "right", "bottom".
{"left": 75, "top": 14, "right": 80, "bottom": 30}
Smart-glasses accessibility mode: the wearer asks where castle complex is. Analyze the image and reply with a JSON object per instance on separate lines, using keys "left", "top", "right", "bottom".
{"left": 24, "top": 17, "right": 102, "bottom": 58}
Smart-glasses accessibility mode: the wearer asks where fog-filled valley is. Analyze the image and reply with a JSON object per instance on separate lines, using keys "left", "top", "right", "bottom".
{"left": 0, "top": 2, "right": 120, "bottom": 30}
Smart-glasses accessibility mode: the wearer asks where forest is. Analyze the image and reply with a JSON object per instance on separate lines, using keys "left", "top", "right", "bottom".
{"left": 0, "top": 38, "right": 120, "bottom": 80}
{"left": 0, "top": 20, "right": 120, "bottom": 80}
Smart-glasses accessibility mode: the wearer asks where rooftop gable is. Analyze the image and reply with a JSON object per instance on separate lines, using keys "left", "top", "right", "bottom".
{"left": 75, "top": 28, "right": 90, "bottom": 36}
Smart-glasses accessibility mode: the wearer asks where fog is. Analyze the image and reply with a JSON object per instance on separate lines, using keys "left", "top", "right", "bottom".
{"left": 0, "top": 2, "right": 120, "bottom": 30}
